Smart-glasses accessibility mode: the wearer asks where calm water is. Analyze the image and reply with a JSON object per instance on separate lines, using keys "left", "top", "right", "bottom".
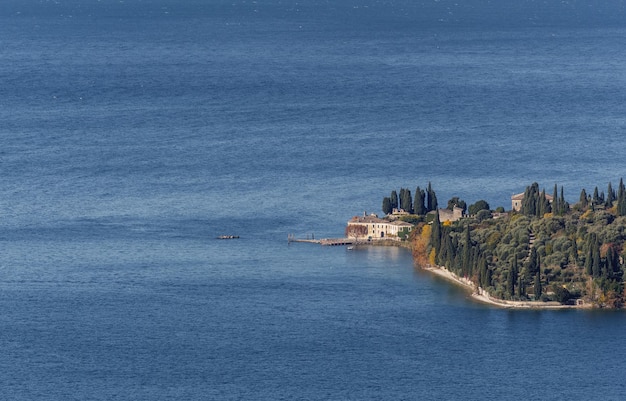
{"left": 2, "top": 0, "right": 626, "bottom": 399}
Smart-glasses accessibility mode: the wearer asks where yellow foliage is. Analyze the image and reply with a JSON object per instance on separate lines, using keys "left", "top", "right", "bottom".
{"left": 580, "top": 209, "right": 592, "bottom": 220}
{"left": 412, "top": 224, "right": 432, "bottom": 267}
{"left": 421, "top": 224, "right": 432, "bottom": 239}
{"left": 429, "top": 248, "right": 437, "bottom": 265}
{"left": 544, "top": 212, "right": 553, "bottom": 219}
{"left": 442, "top": 220, "right": 452, "bottom": 227}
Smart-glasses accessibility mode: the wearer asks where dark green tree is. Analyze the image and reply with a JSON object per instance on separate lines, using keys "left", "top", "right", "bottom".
{"left": 593, "top": 187, "right": 600, "bottom": 205}
{"left": 517, "top": 276, "right": 525, "bottom": 298}
{"left": 479, "top": 255, "right": 492, "bottom": 289}
{"left": 538, "top": 190, "right": 551, "bottom": 216}
{"left": 431, "top": 211, "right": 442, "bottom": 257}
{"left": 414, "top": 186, "right": 426, "bottom": 215}
{"left": 427, "top": 182, "right": 438, "bottom": 212}
{"left": 446, "top": 197, "right": 467, "bottom": 213}
{"left": 559, "top": 186, "right": 568, "bottom": 215}
{"left": 462, "top": 224, "right": 472, "bottom": 276}
{"left": 468, "top": 200, "right": 490, "bottom": 215}
{"left": 553, "top": 184, "right": 559, "bottom": 215}
{"left": 382, "top": 197, "right": 392, "bottom": 215}
{"left": 607, "top": 182, "right": 615, "bottom": 208}
{"left": 527, "top": 247, "right": 539, "bottom": 276}
{"left": 399, "top": 188, "right": 413, "bottom": 213}
{"left": 554, "top": 286, "right": 571, "bottom": 304}
{"left": 507, "top": 257, "right": 518, "bottom": 298}
{"left": 579, "top": 188, "right": 588, "bottom": 209}
{"left": 390, "top": 190, "right": 398, "bottom": 211}
{"left": 592, "top": 239, "right": 601, "bottom": 278}
{"left": 521, "top": 183, "right": 543, "bottom": 217}
{"left": 617, "top": 178, "right": 626, "bottom": 216}
{"left": 534, "top": 271, "right": 542, "bottom": 300}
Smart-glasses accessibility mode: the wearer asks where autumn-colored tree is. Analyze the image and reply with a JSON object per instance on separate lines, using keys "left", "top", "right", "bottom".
{"left": 345, "top": 224, "right": 367, "bottom": 240}
{"left": 412, "top": 223, "right": 431, "bottom": 267}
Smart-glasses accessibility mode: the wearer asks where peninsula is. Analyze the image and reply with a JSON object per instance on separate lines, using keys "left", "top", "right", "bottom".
{"left": 347, "top": 181, "right": 626, "bottom": 309}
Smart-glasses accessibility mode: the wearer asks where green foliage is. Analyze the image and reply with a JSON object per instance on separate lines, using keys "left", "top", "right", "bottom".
{"left": 382, "top": 197, "right": 392, "bottom": 215}
{"left": 393, "top": 180, "right": 626, "bottom": 307}
{"left": 520, "top": 183, "right": 552, "bottom": 217}
{"left": 399, "top": 215, "right": 423, "bottom": 225}
{"left": 399, "top": 188, "right": 413, "bottom": 214}
{"left": 447, "top": 197, "right": 467, "bottom": 213}
{"left": 475, "top": 209, "right": 492, "bottom": 222}
{"left": 469, "top": 200, "right": 490, "bottom": 215}
{"left": 427, "top": 182, "right": 438, "bottom": 212}
{"left": 390, "top": 190, "right": 398, "bottom": 211}
{"left": 420, "top": 181, "right": 626, "bottom": 307}
{"left": 414, "top": 187, "right": 426, "bottom": 215}
{"left": 553, "top": 285, "right": 571, "bottom": 304}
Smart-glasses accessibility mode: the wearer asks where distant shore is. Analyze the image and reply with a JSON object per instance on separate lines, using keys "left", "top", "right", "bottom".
{"left": 422, "top": 264, "right": 590, "bottom": 309}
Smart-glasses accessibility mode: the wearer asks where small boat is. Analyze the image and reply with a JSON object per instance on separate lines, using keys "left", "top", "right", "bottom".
{"left": 347, "top": 246, "right": 354, "bottom": 250}
{"left": 217, "top": 235, "right": 240, "bottom": 239}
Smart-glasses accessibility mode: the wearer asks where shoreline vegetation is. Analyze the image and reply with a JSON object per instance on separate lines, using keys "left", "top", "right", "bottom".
{"left": 359, "top": 181, "right": 626, "bottom": 309}
{"left": 422, "top": 264, "right": 591, "bottom": 309}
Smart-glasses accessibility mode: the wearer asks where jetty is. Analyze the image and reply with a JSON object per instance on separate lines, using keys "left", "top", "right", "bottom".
{"left": 288, "top": 234, "right": 356, "bottom": 246}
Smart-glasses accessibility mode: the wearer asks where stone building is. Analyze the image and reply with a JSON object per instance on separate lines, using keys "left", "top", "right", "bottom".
{"left": 437, "top": 206, "right": 464, "bottom": 222}
{"left": 346, "top": 214, "right": 413, "bottom": 240}
{"left": 511, "top": 192, "right": 553, "bottom": 212}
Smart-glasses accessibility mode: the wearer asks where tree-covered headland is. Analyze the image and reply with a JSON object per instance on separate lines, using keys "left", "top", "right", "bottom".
{"left": 383, "top": 181, "right": 626, "bottom": 308}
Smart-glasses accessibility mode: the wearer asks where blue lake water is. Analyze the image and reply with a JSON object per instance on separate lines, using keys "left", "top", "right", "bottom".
{"left": 2, "top": 0, "right": 626, "bottom": 399}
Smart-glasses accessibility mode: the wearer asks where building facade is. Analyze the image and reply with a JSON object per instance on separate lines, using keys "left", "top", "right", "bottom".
{"left": 511, "top": 192, "right": 553, "bottom": 212}
{"left": 346, "top": 214, "right": 413, "bottom": 240}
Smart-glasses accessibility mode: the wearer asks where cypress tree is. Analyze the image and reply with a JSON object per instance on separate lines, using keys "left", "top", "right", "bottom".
{"left": 584, "top": 234, "right": 593, "bottom": 275}
{"left": 400, "top": 188, "right": 412, "bottom": 213}
{"left": 383, "top": 196, "right": 391, "bottom": 214}
{"left": 534, "top": 271, "right": 542, "bottom": 300}
{"left": 479, "top": 255, "right": 491, "bottom": 289}
{"left": 560, "top": 186, "right": 567, "bottom": 215}
{"left": 382, "top": 197, "right": 392, "bottom": 215}
{"left": 517, "top": 276, "right": 525, "bottom": 298}
{"left": 427, "top": 183, "right": 433, "bottom": 212}
{"left": 593, "top": 187, "right": 600, "bottom": 205}
{"left": 405, "top": 188, "right": 413, "bottom": 213}
{"left": 390, "top": 190, "right": 398, "bottom": 211}
{"left": 579, "top": 189, "right": 588, "bottom": 209}
{"left": 592, "top": 238, "right": 601, "bottom": 278}
{"left": 553, "top": 184, "right": 559, "bottom": 216}
{"left": 507, "top": 258, "right": 517, "bottom": 298}
{"left": 445, "top": 233, "right": 455, "bottom": 267}
{"left": 528, "top": 247, "right": 538, "bottom": 275}
{"left": 607, "top": 182, "right": 615, "bottom": 208}
{"left": 431, "top": 211, "right": 442, "bottom": 258}
{"left": 427, "top": 182, "right": 438, "bottom": 212}
{"left": 618, "top": 178, "right": 626, "bottom": 216}
{"left": 462, "top": 224, "right": 472, "bottom": 276}
{"left": 414, "top": 187, "right": 426, "bottom": 215}
{"left": 538, "top": 191, "right": 544, "bottom": 217}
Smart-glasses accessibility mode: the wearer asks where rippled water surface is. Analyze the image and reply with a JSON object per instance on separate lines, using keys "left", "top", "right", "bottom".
{"left": 2, "top": 0, "right": 626, "bottom": 399}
